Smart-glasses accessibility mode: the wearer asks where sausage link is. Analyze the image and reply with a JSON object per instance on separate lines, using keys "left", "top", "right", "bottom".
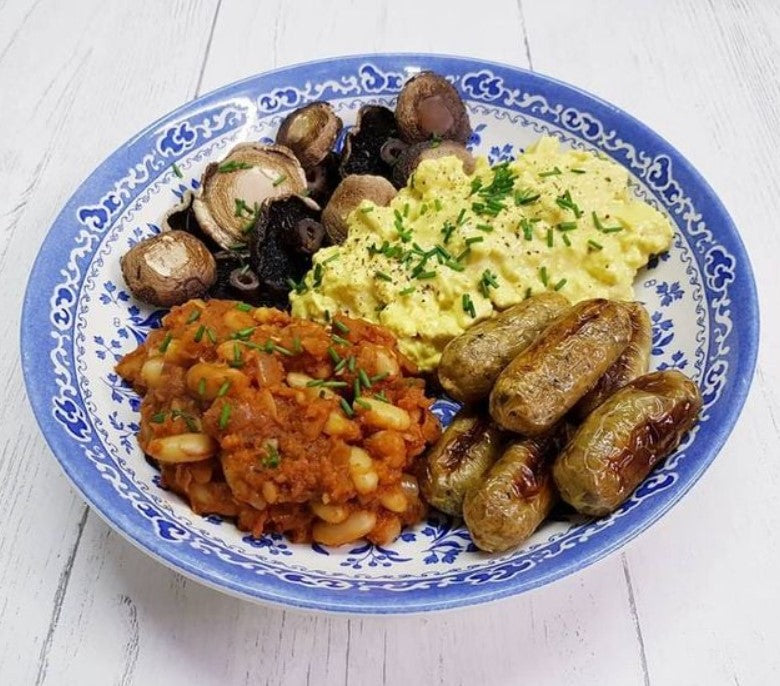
{"left": 552, "top": 370, "right": 702, "bottom": 515}
{"left": 572, "top": 302, "right": 651, "bottom": 420}
{"left": 420, "top": 409, "right": 504, "bottom": 516}
{"left": 489, "top": 299, "right": 632, "bottom": 435}
{"left": 438, "top": 293, "right": 569, "bottom": 404}
{"left": 463, "top": 428, "right": 567, "bottom": 553}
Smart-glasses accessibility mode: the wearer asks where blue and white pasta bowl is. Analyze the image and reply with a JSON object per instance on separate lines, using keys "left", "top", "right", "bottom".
{"left": 21, "top": 55, "right": 758, "bottom": 614}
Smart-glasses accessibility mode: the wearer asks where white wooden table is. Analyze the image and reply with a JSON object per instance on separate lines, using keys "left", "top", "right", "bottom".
{"left": 2, "top": 1, "right": 778, "bottom": 684}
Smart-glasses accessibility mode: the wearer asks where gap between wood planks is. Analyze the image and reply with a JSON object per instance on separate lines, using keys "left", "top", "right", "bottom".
{"left": 31, "top": 3, "right": 228, "bottom": 678}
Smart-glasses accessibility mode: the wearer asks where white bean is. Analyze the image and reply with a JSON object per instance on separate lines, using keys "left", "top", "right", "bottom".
{"left": 358, "top": 397, "right": 411, "bottom": 431}
{"left": 146, "top": 433, "right": 217, "bottom": 463}
{"left": 312, "top": 510, "right": 377, "bottom": 546}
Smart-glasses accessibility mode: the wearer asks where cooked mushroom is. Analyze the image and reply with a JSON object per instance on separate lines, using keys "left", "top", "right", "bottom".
{"left": 160, "top": 191, "right": 221, "bottom": 252}
{"left": 339, "top": 106, "right": 398, "bottom": 180}
{"left": 208, "top": 251, "right": 263, "bottom": 305}
{"left": 121, "top": 231, "right": 217, "bottom": 307}
{"left": 392, "top": 140, "right": 476, "bottom": 188}
{"left": 192, "top": 143, "right": 306, "bottom": 250}
{"left": 321, "top": 175, "right": 396, "bottom": 244}
{"left": 395, "top": 71, "right": 471, "bottom": 144}
{"left": 275, "top": 101, "right": 342, "bottom": 170}
{"left": 305, "top": 151, "right": 341, "bottom": 207}
{"left": 248, "top": 195, "right": 323, "bottom": 306}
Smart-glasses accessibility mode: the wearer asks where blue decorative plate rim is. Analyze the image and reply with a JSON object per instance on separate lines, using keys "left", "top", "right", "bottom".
{"left": 21, "top": 53, "right": 759, "bottom": 614}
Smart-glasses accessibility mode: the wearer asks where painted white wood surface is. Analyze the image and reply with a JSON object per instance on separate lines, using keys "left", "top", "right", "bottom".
{"left": 1, "top": 1, "right": 778, "bottom": 684}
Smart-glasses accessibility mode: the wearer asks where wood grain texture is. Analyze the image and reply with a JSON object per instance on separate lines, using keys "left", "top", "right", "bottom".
{"left": 1, "top": 1, "right": 778, "bottom": 684}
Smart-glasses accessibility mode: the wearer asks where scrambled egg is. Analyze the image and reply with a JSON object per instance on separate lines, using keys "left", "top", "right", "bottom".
{"left": 291, "top": 136, "right": 673, "bottom": 371}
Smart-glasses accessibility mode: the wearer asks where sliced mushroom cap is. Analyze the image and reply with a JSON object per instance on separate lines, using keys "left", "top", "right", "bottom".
{"left": 305, "top": 151, "right": 341, "bottom": 207}
{"left": 192, "top": 143, "right": 306, "bottom": 250}
{"left": 248, "top": 195, "right": 323, "bottom": 306}
{"left": 392, "top": 140, "right": 476, "bottom": 188}
{"left": 275, "top": 101, "right": 342, "bottom": 170}
{"left": 208, "top": 251, "right": 264, "bottom": 306}
{"left": 395, "top": 71, "right": 471, "bottom": 144}
{"left": 339, "top": 105, "right": 398, "bottom": 181}
{"left": 322, "top": 175, "right": 397, "bottom": 244}
{"left": 120, "top": 231, "right": 217, "bottom": 307}
{"left": 160, "top": 191, "right": 222, "bottom": 252}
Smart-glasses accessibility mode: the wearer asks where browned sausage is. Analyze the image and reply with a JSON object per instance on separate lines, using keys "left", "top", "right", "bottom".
{"left": 463, "top": 428, "right": 567, "bottom": 553}
{"left": 438, "top": 293, "right": 570, "bottom": 404}
{"left": 552, "top": 370, "right": 702, "bottom": 516}
{"left": 573, "top": 302, "right": 652, "bottom": 420}
{"left": 489, "top": 299, "right": 632, "bottom": 436}
{"left": 420, "top": 409, "right": 504, "bottom": 516}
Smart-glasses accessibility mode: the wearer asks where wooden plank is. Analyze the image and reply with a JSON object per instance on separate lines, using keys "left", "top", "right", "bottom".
{"left": 0, "top": 1, "right": 217, "bottom": 682}
{"left": 522, "top": 1, "right": 780, "bottom": 683}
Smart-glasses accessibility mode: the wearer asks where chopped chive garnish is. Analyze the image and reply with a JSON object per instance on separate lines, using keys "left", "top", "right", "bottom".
{"left": 514, "top": 188, "right": 540, "bottom": 206}
{"left": 194, "top": 325, "right": 205, "bottom": 343}
{"left": 274, "top": 343, "right": 293, "bottom": 356}
{"left": 399, "top": 286, "right": 415, "bottom": 296}
{"left": 218, "top": 403, "right": 232, "bottom": 430}
{"left": 539, "top": 166, "right": 562, "bottom": 178}
{"left": 233, "top": 326, "right": 256, "bottom": 341}
{"left": 332, "top": 334, "right": 350, "bottom": 346}
{"left": 434, "top": 198, "right": 443, "bottom": 211}
{"left": 466, "top": 236, "right": 484, "bottom": 246}
{"left": 478, "top": 269, "right": 499, "bottom": 297}
{"left": 218, "top": 161, "right": 252, "bottom": 173}
{"left": 355, "top": 398, "right": 371, "bottom": 410}
{"left": 323, "top": 252, "right": 340, "bottom": 265}
{"left": 306, "top": 379, "right": 348, "bottom": 388}
{"left": 235, "top": 302, "right": 252, "bottom": 312}
{"left": 353, "top": 378, "right": 362, "bottom": 398}
{"left": 475, "top": 223, "right": 494, "bottom": 233}
{"left": 327, "top": 346, "right": 341, "bottom": 364}
{"left": 347, "top": 355, "right": 356, "bottom": 373}
{"left": 539, "top": 266, "right": 549, "bottom": 287}
{"left": 370, "top": 372, "right": 389, "bottom": 383}
{"left": 445, "top": 259, "right": 465, "bottom": 272}
{"left": 172, "top": 163, "right": 183, "bottom": 178}
{"left": 340, "top": 397, "right": 354, "bottom": 417}
{"left": 263, "top": 443, "right": 281, "bottom": 468}
{"left": 231, "top": 343, "right": 244, "bottom": 368}
{"left": 562, "top": 233, "right": 572, "bottom": 247}
{"left": 217, "top": 380, "right": 231, "bottom": 397}
{"left": 554, "top": 278, "right": 567, "bottom": 291}
{"left": 588, "top": 239, "right": 603, "bottom": 251}
{"left": 333, "top": 320, "right": 350, "bottom": 334}
{"left": 416, "top": 270, "right": 437, "bottom": 280}
{"left": 375, "top": 270, "right": 393, "bottom": 282}
{"left": 272, "top": 174, "right": 287, "bottom": 187}
{"left": 158, "top": 332, "right": 173, "bottom": 353}
{"left": 292, "top": 335, "right": 302, "bottom": 354}
{"left": 358, "top": 369, "right": 372, "bottom": 389}
{"left": 151, "top": 411, "right": 167, "bottom": 424}
{"left": 570, "top": 168, "right": 586, "bottom": 174}
{"left": 197, "top": 377, "right": 207, "bottom": 396}
{"left": 286, "top": 277, "right": 308, "bottom": 295}
{"left": 205, "top": 327, "right": 217, "bottom": 344}
{"left": 441, "top": 221, "right": 456, "bottom": 244}
{"left": 524, "top": 287, "right": 532, "bottom": 299}
{"left": 592, "top": 211, "right": 623, "bottom": 233}
{"left": 324, "top": 310, "right": 331, "bottom": 322}
{"left": 520, "top": 218, "right": 534, "bottom": 241}
{"left": 234, "top": 198, "right": 253, "bottom": 217}
{"left": 546, "top": 228, "right": 554, "bottom": 247}
{"left": 456, "top": 208, "right": 467, "bottom": 226}
{"left": 557, "top": 221, "right": 578, "bottom": 231}
{"left": 313, "top": 263, "right": 323, "bottom": 288}
{"left": 334, "top": 357, "right": 348, "bottom": 373}
{"left": 462, "top": 293, "right": 476, "bottom": 318}
{"left": 359, "top": 206, "right": 374, "bottom": 214}
{"left": 374, "top": 391, "right": 389, "bottom": 402}
{"left": 555, "top": 190, "right": 583, "bottom": 218}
